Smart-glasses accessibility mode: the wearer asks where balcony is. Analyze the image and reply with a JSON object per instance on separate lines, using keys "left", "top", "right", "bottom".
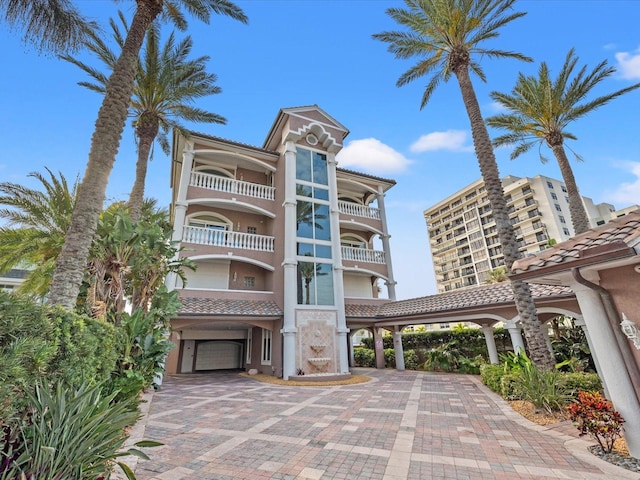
{"left": 182, "top": 226, "right": 274, "bottom": 252}
{"left": 338, "top": 201, "right": 381, "bottom": 220}
{"left": 341, "top": 246, "right": 386, "bottom": 264}
{"left": 190, "top": 171, "right": 275, "bottom": 201}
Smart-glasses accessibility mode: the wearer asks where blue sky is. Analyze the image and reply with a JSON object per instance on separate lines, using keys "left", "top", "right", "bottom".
{"left": 1, "top": 0, "right": 640, "bottom": 300}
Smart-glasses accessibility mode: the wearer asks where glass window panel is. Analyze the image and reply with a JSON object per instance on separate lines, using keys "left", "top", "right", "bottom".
{"left": 312, "top": 152, "right": 328, "bottom": 185}
{"left": 296, "top": 201, "right": 314, "bottom": 238}
{"left": 297, "top": 242, "right": 314, "bottom": 256}
{"left": 316, "top": 263, "right": 334, "bottom": 305}
{"left": 314, "top": 204, "right": 331, "bottom": 241}
{"left": 296, "top": 149, "right": 312, "bottom": 181}
{"left": 313, "top": 187, "right": 329, "bottom": 201}
{"left": 315, "top": 245, "right": 332, "bottom": 259}
{"left": 298, "top": 261, "right": 315, "bottom": 305}
{"left": 296, "top": 184, "right": 312, "bottom": 197}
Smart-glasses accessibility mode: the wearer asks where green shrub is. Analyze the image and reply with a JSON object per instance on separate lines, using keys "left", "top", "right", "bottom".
{"left": 515, "top": 362, "right": 571, "bottom": 414}
{"left": 480, "top": 364, "right": 505, "bottom": 394}
{"left": 500, "top": 373, "right": 524, "bottom": 400}
{"left": 353, "top": 347, "right": 375, "bottom": 367}
{"left": 2, "top": 381, "right": 160, "bottom": 479}
{"left": 403, "top": 349, "right": 419, "bottom": 370}
{"left": 558, "top": 372, "right": 602, "bottom": 397}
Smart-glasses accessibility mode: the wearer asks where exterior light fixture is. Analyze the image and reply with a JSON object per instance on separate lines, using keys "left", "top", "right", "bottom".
{"left": 620, "top": 313, "right": 640, "bottom": 350}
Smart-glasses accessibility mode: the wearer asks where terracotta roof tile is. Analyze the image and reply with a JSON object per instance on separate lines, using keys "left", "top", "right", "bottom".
{"left": 512, "top": 211, "right": 640, "bottom": 275}
{"left": 376, "top": 283, "right": 573, "bottom": 318}
{"left": 179, "top": 298, "right": 283, "bottom": 316}
{"left": 345, "top": 304, "right": 383, "bottom": 318}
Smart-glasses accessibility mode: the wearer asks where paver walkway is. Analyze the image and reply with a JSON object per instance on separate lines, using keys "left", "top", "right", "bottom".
{"left": 129, "top": 369, "right": 638, "bottom": 480}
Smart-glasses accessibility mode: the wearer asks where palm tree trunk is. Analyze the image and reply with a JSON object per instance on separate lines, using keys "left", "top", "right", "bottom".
{"left": 48, "top": 1, "right": 162, "bottom": 309}
{"left": 550, "top": 144, "right": 591, "bottom": 235}
{"left": 129, "top": 116, "right": 159, "bottom": 223}
{"left": 454, "top": 66, "right": 555, "bottom": 369}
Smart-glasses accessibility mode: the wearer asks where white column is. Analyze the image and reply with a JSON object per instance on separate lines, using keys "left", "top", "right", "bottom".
{"left": 393, "top": 327, "right": 405, "bottom": 371}
{"left": 281, "top": 140, "right": 298, "bottom": 380}
{"left": 377, "top": 187, "right": 397, "bottom": 301}
{"left": 348, "top": 332, "right": 355, "bottom": 367}
{"left": 574, "top": 316, "right": 610, "bottom": 398}
{"left": 327, "top": 151, "right": 349, "bottom": 373}
{"left": 571, "top": 280, "right": 640, "bottom": 458}
{"left": 481, "top": 326, "right": 499, "bottom": 364}
{"left": 506, "top": 322, "right": 526, "bottom": 354}
{"left": 373, "top": 327, "right": 386, "bottom": 369}
{"left": 166, "top": 147, "right": 194, "bottom": 291}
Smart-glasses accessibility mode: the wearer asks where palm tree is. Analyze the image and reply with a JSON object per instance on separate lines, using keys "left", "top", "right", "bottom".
{"left": 63, "top": 13, "right": 226, "bottom": 222}
{"left": 374, "top": 0, "right": 554, "bottom": 368}
{"left": 0, "top": 0, "right": 93, "bottom": 54}
{"left": 485, "top": 266, "right": 508, "bottom": 284}
{"left": 487, "top": 49, "right": 640, "bottom": 234}
{"left": 0, "top": 168, "right": 77, "bottom": 297}
{"left": 48, "top": 1, "right": 248, "bottom": 309}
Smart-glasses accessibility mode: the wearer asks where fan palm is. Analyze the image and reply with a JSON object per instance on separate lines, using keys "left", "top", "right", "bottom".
{"left": 487, "top": 49, "right": 640, "bottom": 234}
{"left": 0, "top": 0, "right": 93, "bottom": 54}
{"left": 0, "top": 168, "right": 77, "bottom": 297}
{"left": 374, "top": 0, "right": 554, "bottom": 368}
{"left": 63, "top": 12, "right": 226, "bottom": 222}
{"left": 49, "top": 0, "right": 248, "bottom": 309}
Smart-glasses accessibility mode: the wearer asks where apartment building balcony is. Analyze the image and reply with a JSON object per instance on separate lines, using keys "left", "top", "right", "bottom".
{"left": 338, "top": 200, "right": 380, "bottom": 220}
{"left": 341, "top": 246, "right": 386, "bottom": 264}
{"left": 182, "top": 226, "right": 275, "bottom": 252}
{"left": 189, "top": 171, "right": 275, "bottom": 201}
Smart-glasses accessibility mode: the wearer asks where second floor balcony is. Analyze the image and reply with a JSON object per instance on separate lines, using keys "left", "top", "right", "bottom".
{"left": 183, "top": 226, "right": 274, "bottom": 252}
{"left": 341, "top": 246, "right": 386, "bottom": 264}
{"left": 190, "top": 171, "right": 275, "bottom": 201}
{"left": 338, "top": 200, "right": 381, "bottom": 220}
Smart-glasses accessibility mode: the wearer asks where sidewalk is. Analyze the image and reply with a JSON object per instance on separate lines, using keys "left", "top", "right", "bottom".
{"left": 127, "top": 369, "right": 639, "bottom": 480}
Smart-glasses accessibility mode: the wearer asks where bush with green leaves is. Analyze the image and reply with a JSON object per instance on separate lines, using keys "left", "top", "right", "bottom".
{"left": 480, "top": 363, "right": 505, "bottom": 393}
{"left": 1, "top": 381, "right": 161, "bottom": 480}
{"left": 558, "top": 372, "right": 602, "bottom": 395}
{"left": 353, "top": 347, "right": 375, "bottom": 367}
{"left": 383, "top": 348, "right": 419, "bottom": 370}
{"left": 0, "top": 291, "right": 117, "bottom": 426}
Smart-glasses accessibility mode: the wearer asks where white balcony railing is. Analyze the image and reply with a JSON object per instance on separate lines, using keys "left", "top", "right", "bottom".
{"left": 341, "top": 246, "right": 386, "bottom": 264}
{"left": 338, "top": 201, "right": 381, "bottom": 220}
{"left": 182, "top": 226, "right": 274, "bottom": 252}
{"left": 190, "top": 171, "right": 275, "bottom": 201}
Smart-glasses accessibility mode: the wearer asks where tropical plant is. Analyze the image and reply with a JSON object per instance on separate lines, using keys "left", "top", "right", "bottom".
{"left": 485, "top": 266, "right": 508, "bottom": 284}
{"left": 515, "top": 360, "right": 571, "bottom": 414}
{"left": 63, "top": 12, "right": 226, "bottom": 222}
{"left": 48, "top": 0, "right": 248, "bottom": 310}
{"left": 487, "top": 49, "right": 640, "bottom": 234}
{"left": 568, "top": 390, "right": 625, "bottom": 453}
{"left": 0, "top": 0, "right": 93, "bottom": 54}
{"left": 0, "top": 168, "right": 77, "bottom": 296}
{"left": 1, "top": 381, "right": 161, "bottom": 480}
{"left": 373, "top": 0, "right": 554, "bottom": 369}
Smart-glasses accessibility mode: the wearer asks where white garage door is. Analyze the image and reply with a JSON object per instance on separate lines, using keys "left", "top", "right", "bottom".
{"left": 195, "top": 341, "right": 242, "bottom": 370}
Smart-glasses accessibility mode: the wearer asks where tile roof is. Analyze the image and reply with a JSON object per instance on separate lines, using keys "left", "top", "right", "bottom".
{"left": 512, "top": 211, "right": 640, "bottom": 276}
{"left": 179, "top": 298, "right": 283, "bottom": 316}
{"left": 376, "top": 283, "right": 573, "bottom": 318}
{"left": 345, "top": 304, "right": 385, "bottom": 318}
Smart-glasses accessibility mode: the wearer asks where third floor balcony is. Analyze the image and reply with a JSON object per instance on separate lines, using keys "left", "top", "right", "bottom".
{"left": 338, "top": 200, "right": 381, "bottom": 220}
{"left": 190, "top": 171, "right": 275, "bottom": 201}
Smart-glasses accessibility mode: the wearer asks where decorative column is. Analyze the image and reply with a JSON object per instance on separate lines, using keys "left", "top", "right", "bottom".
{"left": 571, "top": 279, "right": 640, "bottom": 458}
{"left": 373, "top": 327, "right": 386, "bottom": 369}
{"left": 574, "top": 316, "right": 610, "bottom": 397}
{"left": 481, "top": 326, "right": 499, "bottom": 364}
{"left": 165, "top": 146, "right": 194, "bottom": 291}
{"left": 377, "top": 187, "right": 397, "bottom": 301}
{"left": 348, "top": 332, "right": 355, "bottom": 367}
{"left": 328, "top": 151, "right": 349, "bottom": 373}
{"left": 393, "top": 327, "right": 405, "bottom": 371}
{"left": 281, "top": 140, "right": 298, "bottom": 380}
{"left": 505, "top": 321, "right": 526, "bottom": 354}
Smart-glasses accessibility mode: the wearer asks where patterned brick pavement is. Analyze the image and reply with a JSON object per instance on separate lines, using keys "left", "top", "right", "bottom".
{"left": 128, "top": 369, "right": 638, "bottom": 480}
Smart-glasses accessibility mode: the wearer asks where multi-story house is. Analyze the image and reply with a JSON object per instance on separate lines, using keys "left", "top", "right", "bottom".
{"left": 164, "top": 106, "right": 396, "bottom": 380}
{"left": 424, "top": 174, "right": 633, "bottom": 293}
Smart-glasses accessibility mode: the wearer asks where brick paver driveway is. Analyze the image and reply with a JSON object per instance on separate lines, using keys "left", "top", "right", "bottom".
{"left": 130, "top": 369, "right": 636, "bottom": 480}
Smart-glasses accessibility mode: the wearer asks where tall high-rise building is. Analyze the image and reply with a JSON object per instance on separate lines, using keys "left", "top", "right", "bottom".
{"left": 424, "top": 174, "right": 636, "bottom": 293}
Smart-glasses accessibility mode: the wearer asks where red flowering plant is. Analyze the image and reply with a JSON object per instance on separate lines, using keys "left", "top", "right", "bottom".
{"left": 568, "top": 390, "right": 625, "bottom": 453}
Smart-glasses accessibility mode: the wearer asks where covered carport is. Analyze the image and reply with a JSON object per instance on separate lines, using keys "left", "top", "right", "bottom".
{"left": 346, "top": 282, "right": 580, "bottom": 370}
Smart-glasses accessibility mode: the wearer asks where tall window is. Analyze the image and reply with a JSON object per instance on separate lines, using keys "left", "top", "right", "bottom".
{"left": 296, "top": 147, "right": 334, "bottom": 305}
{"left": 261, "top": 329, "right": 272, "bottom": 365}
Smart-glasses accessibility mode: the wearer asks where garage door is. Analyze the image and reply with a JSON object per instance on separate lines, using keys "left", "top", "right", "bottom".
{"left": 195, "top": 341, "right": 242, "bottom": 370}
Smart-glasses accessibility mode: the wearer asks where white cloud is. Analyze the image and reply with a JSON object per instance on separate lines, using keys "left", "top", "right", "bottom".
{"left": 615, "top": 47, "right": 640, "bottom": 80}
{"left": 336, "top": 138, "right": 412, "bottom": 175}
{"left": 410, "top": 130, "right": 473, "bottom": 153}
{"left": 605, "top": 162, "right": 640, "bottom": 205}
